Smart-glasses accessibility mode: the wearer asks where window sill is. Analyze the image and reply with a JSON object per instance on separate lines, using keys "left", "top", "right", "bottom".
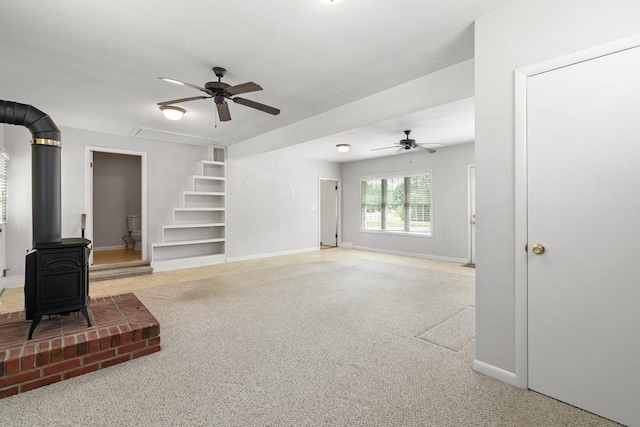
{"left": 360, "top": 229, "right": 432, "bottom": 238}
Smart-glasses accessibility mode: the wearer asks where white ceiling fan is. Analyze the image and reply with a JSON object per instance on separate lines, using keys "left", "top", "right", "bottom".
{"left": 372, "top": 130, "right": 442, "bottom": 154}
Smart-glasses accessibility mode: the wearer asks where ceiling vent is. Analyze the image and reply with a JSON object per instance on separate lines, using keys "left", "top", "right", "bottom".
{"left": 130, "top": 127, "right": 219, "bottom": 147}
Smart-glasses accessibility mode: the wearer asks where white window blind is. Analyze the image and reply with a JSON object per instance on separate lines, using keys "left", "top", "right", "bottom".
{"left": 360, "top": 171, "right": 432, "bottom": 235}
{"left": 0, "top": 148, "right": 8, "bottom": 224}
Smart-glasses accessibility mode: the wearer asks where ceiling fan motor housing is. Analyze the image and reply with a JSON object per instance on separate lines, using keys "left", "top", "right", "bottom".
{"left": 205, "top": 81, "right": 229, "bottom": 93}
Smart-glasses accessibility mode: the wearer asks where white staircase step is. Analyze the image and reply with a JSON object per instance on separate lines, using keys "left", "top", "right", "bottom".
{"left": 183, "top": 191, "right": 225, "bottom": 196}
{"left": 183, "top": 191, "right": 224, "bottom": 208}
{"left": 153, "top": 238, "right": 225, "bottom": 248}
{"left": 163, "top": 223, "right": 225, "bottom": 229}
{"left": 193, "top": 175, "right": 225, "bottom": 181}
{"left": 163, "top": 223, "right": 225, "bottom": 242}
{"left": 200, "top": 160, "right": 225, "bottom": 178}
{"left": 173, "top": 208, "right": 225, "bottom": 224}
{"left": 191, "top": 175, "right": 225, "bottom": 192}
{"left": 152, "top": 239, "right": 225, "bottom": 263}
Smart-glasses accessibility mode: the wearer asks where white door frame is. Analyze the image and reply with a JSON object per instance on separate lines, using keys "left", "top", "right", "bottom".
{"left": 318, "top": 177, "right": 341, "bottom": 248}
{"left": 514, "top": 33, "right": 640, "bottom": 389}
{"left": 467, "top": 164, "right": 475, "bottom": 264}
{"left": 85, "top": 146, "right": 148, "bottom": 263}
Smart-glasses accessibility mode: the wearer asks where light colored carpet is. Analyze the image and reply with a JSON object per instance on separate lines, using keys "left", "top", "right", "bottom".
{"left": 0, "top": 258, "right": 617, "bottom": 426}
{"left": 418, "top": 306, "right": 476, "bottom": 352}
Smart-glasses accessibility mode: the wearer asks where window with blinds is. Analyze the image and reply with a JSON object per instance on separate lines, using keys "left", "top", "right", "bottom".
{"left": 360, "top": 171, "right": 432, "bottom": 235}
{"left": 0, "top": 149, "right": 8, "bottom": 224}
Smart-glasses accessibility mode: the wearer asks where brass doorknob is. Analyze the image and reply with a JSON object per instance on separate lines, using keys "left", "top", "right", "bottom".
{"left": 532, "top": 244, "right": 545, "bottom": 255}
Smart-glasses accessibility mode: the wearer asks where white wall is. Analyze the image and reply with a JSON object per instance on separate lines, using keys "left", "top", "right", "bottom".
{"left": 341, "top": 142, "right": 474, "bottom": 261}
{"left": 4, "top": 125, "right": 207, "bottom": 277}
{"left": 93, "top": 152, "right": 141, "bottom": 249}
{"left": 226, "top": 151, "right": 340, "bottom": 260}
{"left": 475, "top": 0, "right": 640, "bottom": 375}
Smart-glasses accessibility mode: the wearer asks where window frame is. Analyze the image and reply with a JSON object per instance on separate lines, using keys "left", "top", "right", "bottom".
{"left": 359, "top": 170, "right": 433, "bottom": 237}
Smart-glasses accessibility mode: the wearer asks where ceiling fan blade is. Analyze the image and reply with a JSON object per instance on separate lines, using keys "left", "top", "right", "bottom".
{"left": 225, "top": 82, "right": 263, "bottom": 96}
{"left": 416, "top": 146, "right": 436, "bottom": 153}
{"left": 216, "top": 101, "right": 232, "bottom": 122}
{"left": 371, "top": 146, "right": 399, "bottom": 151}
{"left": 233, "top": 97, "right": 280, "bottom": 115}
{"left": 157, "top": 96, "right": 211, "bottom": 106}
{"left": 159, "top": 77, "right": 211, "bottom": 94}
{"left": 392, "top": 148, "right": 405, "bottom": 155}
{"left": 419, "top": 142, "right": 444, "bottom": 147}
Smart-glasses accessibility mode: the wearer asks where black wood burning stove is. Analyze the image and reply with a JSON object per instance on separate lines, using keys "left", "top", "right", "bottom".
{"left": 1, "top": 100, "right": 92, "bottom": 339}
{"left": 24, "top": 239, "right": 92, "bottom": 339}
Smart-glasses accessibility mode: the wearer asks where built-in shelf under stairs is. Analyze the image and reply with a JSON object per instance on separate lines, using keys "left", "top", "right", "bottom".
{"left": 89, "top": 260, "right": 153, "bottom": 282}
{"left": 151, "top": 147, "right": 226, "bottom": 272}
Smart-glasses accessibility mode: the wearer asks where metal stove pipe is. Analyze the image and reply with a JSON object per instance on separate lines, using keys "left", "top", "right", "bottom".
{"left": 0, "top": 100, "right": 62, "bottom": 245}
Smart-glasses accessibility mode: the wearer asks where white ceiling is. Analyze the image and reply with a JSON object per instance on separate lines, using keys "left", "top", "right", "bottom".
{"left": 275, "top": 97, "right": 474, "bottom": 162}
{"left": 0, "top": 0, "right": 511, "bottom": 158}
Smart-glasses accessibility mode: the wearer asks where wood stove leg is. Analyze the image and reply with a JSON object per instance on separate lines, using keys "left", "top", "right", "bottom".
{"left": 27, "top": 315, "right": 42, "bottom": 340}
{"left": 80, "top": 307, "right": 92, "bottom": 327}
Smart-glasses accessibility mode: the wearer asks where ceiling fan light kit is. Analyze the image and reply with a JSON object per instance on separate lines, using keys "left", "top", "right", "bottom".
{"left": 157, "top": 67, "right": 280, "bottom": 123}
{"left": 336, "top": 143, "right": 351, "bottom": 153}
{"left": 159, "top": 105, "right": 186, "bottom": 121}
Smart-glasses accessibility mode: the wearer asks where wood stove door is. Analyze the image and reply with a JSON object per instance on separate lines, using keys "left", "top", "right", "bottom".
{"left": 37, "top": 247, "right": 86, "bottom": 314}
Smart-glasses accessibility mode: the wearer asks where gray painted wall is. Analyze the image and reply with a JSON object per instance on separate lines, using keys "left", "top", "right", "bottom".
{"left": 226, "top": 151, "right": 340, "bottom": 260}
{"left": 341, "top": 142, "right": 474, "bottom": 260}
{"left": 3, "top": 125, "right": 207, "bottom": 277}
{"left": 474, "top": 0, "right": 640, "bottom": 374}
{"left": 93, "top": 151, "right": 141, "bottom": 249}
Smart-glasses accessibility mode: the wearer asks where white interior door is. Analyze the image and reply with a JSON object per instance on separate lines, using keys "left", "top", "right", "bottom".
{"left": 320, "top": 179, "right": 338, "bottom": 247}
{"left": 527, "top": 45, "right": 640, "bottom": 426}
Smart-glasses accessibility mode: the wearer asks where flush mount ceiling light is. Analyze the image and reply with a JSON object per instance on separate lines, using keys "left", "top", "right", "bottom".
{"left": 159, "top": 105, "right": 186, "bottom": 121}
{"left": 320, "top": 0, "right": 344, "bottom": 4}
{"left": 336, "top": 144, "right": 351, "bottom": 153}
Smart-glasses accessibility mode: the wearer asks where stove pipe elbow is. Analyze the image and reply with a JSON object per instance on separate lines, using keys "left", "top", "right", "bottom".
{"left": 0, "top": 100, "right": 61, "bottom": 141}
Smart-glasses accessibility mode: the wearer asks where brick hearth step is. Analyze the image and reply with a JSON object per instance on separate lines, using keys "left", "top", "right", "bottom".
{"left": 0, "top": 293, "right": 161, "bottom": 399}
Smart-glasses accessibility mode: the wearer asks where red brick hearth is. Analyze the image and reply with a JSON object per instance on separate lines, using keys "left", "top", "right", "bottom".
{"left": 0, "top": 293, "right": 160, "bottom": 399}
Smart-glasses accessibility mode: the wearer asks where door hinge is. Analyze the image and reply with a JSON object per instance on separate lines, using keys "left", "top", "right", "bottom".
{"left": 525, "top": 243, "right": 528, "bottom": 253}
{"left": 90, "top": 162, "right": 93, "bottom": 167}
{"left": 2, "top": 268, "right": 8, "bottom": 278}
{"left": 335, "top": 185, "right": 338, "bottom": 190}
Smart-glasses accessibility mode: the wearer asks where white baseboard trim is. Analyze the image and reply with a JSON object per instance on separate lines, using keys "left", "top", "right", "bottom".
{"left": 152, "top": 254, "right": 226, "bottom": 272}
{"left": 339, "top": 242, "right": 353, "bottom": 249}
{"left": 93, "top": 245, "right": 128, "bottom": 252}
{"left": 226, "top": 247, "right": 319, "bottom": 263}
{"left": 352, "top": 245, "right": 467, "bottom": 264}
{"left": 0, "top": 275, "right": 25, "bottom": 289}
{"left": 472, "top": 359, "right": 518, "bottom": 387}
